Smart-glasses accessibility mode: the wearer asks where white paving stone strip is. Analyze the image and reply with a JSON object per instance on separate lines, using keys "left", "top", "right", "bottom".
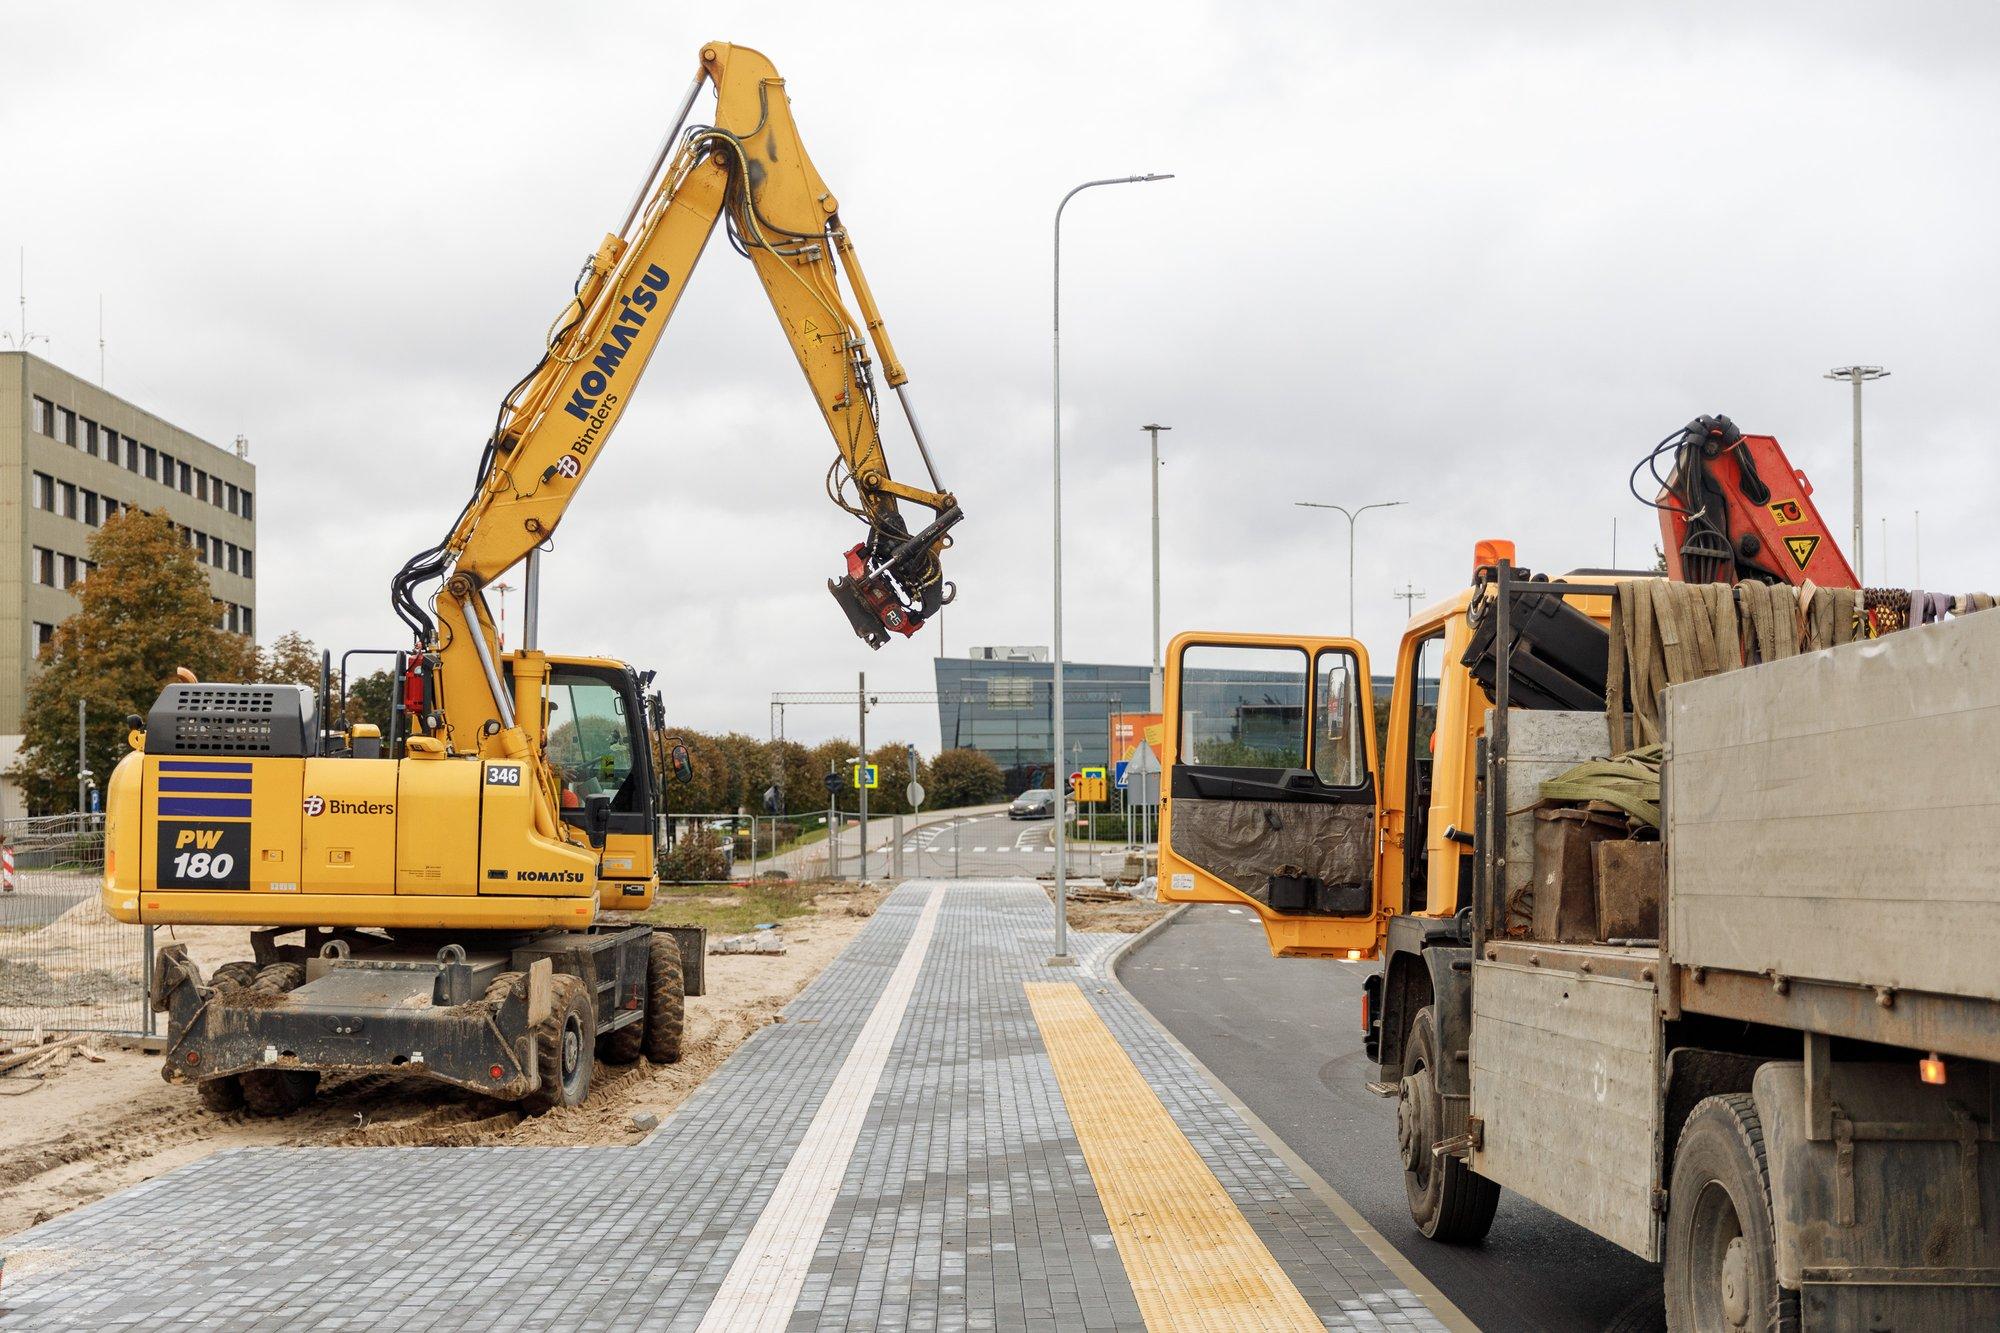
{"left": 696, "top": 885, "right": 944, "bottom": 1332}
{"left": 0, "top": 881, "right": 1446, "bottom": 1331}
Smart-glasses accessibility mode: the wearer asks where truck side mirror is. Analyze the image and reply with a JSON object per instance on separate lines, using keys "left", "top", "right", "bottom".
{"left": 669, "top": 743, "right": 693, "bottom": 785}
{"left": 585, "top": 793, "right": 613, "bottom": 849}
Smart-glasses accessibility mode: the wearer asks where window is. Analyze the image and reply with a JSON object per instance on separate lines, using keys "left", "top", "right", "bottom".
{"left": 210, "top": 476, "right": 225, "bottom": 508}
{"left": 60, "top": 482, "right": 77, "bottom": 520}
{"left": 81, "top": 419, "right": 99, "bottom": 456}
{"left": 125, "top": 438, "right": 141, "bottom": 473}
{"left": 179, "top": 461, "right": 192, "bottom": 493}
{"left": 210, "top": 541, "right": 224, "bottom": 570}
{"left": 192, "top": 532, "right": 207, "bottom": 561}
{"left": 83, "top": 491, "right": 100, "bottom": 527}
{"left": 241, "top": 606, "right": 253, "bottom": 637}
{"left": 226, "top": 483, "right": 239, "bottom": 514}
{"left": 32, "top": 397, "right": 52, "bottom": 435}
{"left": 546, "top": 672, "right": 642, "bottom": 816}
{"left": 196, "top": 471, "right": 208, "bottom": 502}
{"left": 241, "top": 490, "right": 253, "bottom": 521}
{"left": 227, "top": 544, "right": 240, "bottom": 575}
{"left": 240, "top": 548, "right": 253, "bottom": 578}
{"left": 33, "top": 473, "right": 53, "bottom": 511}
{"left": 144, "top": 446, "right": 159, "bottom": 481}
{"left": 102, "top": 429, "right": 117, "bottom": 461}
{"left": 33, "top": 623, "right": 54, "bottom": 655}
{"left": 61, "top": 554, "right": 79, "bottom": 589}
{"left": 1313, "top": 649, "right": 1367, "bottom": 787}
{"left": 34, "top": 548, "right": 55, "bottom": 585}
{"left": 1177, "top": 643, "right": 1310, "bottom": 769}
{"left": 58, "top": 407, "right": 75, "bottom": 445}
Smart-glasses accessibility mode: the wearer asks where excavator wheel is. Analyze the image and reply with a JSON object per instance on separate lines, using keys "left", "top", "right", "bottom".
{"left": 642, "top": 933, "right": 686, "bottom": 1065}
{"left": 210, "top": 960, "right": 260, "bottom": 993}
{"left": 249, "top": 962, "right": 305, "bottom": 995}
{"left": 524, "top": 974, "right": 594, "bottom": 1114}
{"left": 196, "top": 1075, "right": 245, "bottom": 1113}
{"left": 240, "top": 1069, "right": 320, "bottom": 1117}
{"left": 597, "top": 1011, "right": 645, "bottom": 1066}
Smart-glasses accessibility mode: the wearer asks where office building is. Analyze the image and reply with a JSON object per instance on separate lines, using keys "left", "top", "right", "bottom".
{"left": 1, "top": 351, "right": 257, "bottom": 817}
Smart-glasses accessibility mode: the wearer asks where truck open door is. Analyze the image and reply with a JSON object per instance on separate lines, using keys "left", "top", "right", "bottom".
{"left": 1158, "top": 632, "right": 1384, "bottom": 958}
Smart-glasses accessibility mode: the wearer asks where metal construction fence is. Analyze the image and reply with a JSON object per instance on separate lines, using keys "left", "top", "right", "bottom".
{"left": 0, "top": 814, "right": 152, "bottom": 1037}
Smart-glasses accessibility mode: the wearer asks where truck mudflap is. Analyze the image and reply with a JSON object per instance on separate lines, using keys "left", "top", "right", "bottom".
{"left": 152, "top": 945, "right": 541, "bottom": 1099}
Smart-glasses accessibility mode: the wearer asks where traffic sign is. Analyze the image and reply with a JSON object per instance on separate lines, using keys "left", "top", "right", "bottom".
{"left": 823, "top": 772, "right": 842, "bottom": 795}
{"left": 1076, "top": 766, "right": 1109, "bottom": 804}
{"left": 852, "top": 762, "right": 879, "bottom": 790}
{"left": 1114, "top": 760, "right": 1129, "bottom": 789}
{"left": 906, "top": 780, "right": 926, "bottom": 809}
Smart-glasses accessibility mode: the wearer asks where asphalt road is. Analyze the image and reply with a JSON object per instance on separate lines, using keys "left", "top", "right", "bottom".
{"left": 889, "top": 810, "right": 1134, "bottom": 880}
{"left": 1120, "top": 905, "right": 1664, "bottom": 1332}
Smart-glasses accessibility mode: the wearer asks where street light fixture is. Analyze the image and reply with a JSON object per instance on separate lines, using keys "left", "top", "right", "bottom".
{"left": 1051, "top": 172, "right": 1173, "bottom": 966}
{"left": 1824, "top": 365, "right": 1888, "bottom": 582}
{"left": 1294, "top": 500, "right": 1407, "bottom": 635}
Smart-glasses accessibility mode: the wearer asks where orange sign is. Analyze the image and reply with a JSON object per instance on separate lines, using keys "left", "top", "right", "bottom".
{"left": 1110, "top": 713, "right": 1163, "bottom": 765}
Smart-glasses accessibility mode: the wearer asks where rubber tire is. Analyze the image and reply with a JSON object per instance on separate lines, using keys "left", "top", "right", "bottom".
{"left": 249, "top": 962, "right": 305, "bottom": 995}
{"left": 642, "top": 933, "right": 686, "bottom": 1065}
{"left": 524, "top": 974, "right": 594, "bottom": 1114}
{"left": 210, "top": 960, "right": 260, "bottom": 993}
{"left": 1664, "top": 1093, "right": 1800, "bottom": 1333}
{"left": 1399, "top": 1006, "right": 1500, "bottom": 1243}
{"left": 196, "top": 1075, "right": 245, "bottom": 1113}
{"left": 240, "top": 1068, "right": 319, "bottom": 1116}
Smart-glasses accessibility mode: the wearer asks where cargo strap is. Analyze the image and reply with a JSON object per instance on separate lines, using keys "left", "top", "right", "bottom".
{"left": 1539, "top": 745, "right": 1663, "bottom": 829}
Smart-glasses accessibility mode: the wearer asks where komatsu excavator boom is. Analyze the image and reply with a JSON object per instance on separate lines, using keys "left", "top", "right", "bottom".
{"left": 102, "top": 43, "right": 961, "bottom": 1117}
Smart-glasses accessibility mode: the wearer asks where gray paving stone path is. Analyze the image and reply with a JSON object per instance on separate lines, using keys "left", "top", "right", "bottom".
{"left": 0, "top": 881, "right": 1447, "bottom": 1331}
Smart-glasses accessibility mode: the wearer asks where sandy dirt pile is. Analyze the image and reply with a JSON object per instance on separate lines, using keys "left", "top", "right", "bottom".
{"left": 0, "top": 887, "right": 882, "bottom": 1239}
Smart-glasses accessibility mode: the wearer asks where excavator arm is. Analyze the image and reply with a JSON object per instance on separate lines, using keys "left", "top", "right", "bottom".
{"left": 391, "top": 41, "right": 961, "bottom": 758}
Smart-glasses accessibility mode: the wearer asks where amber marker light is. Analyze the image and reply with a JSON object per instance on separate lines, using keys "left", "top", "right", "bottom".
{"left": 1921, "top": 1053, "right": 1947, "bottom": 1086}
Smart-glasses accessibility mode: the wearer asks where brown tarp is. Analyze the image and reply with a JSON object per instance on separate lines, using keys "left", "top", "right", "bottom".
{"left": 1168, "top": 798, "right": 1371, "bottom": 904}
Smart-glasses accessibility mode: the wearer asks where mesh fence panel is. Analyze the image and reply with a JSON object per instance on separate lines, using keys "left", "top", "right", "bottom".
{"left": 0, "top": 815, "right": 147, "bottom": 1036}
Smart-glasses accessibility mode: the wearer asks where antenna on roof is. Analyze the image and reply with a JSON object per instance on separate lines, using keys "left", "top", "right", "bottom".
{"left": 3, "top": 249, "right": 48, "bottom": 352}
{"left": 234, "top": 434, "right": 250, "bottom": 459}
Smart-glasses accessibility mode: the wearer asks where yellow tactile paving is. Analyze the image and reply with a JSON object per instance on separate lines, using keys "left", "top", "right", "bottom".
{"left": 1025, "top": 981, "right": 1325, "bottom": 1332}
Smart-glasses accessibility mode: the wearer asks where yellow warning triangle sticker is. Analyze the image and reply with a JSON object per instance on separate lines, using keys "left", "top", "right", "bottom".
{"left": 1785, "top": 534, "right": 1820, "bottom": 569}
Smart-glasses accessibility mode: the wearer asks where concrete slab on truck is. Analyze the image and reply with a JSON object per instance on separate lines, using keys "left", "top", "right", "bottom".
{"left": 0, "top": 881, "right": 1451, "bottom": 1331}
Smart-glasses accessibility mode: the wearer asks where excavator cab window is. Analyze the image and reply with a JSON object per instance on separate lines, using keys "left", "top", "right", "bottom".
{"left": 546, "top": 666, "right": 655, "bottom": 836}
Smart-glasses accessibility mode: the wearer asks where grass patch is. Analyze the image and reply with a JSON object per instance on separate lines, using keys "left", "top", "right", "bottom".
{"left": 640, "top": 880, "right": 827, "bottom": 935}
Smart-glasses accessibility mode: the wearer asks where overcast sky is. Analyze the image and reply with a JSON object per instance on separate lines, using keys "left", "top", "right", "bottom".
{"left": 6, "top": 2, "right": 1996, "bottom": 749}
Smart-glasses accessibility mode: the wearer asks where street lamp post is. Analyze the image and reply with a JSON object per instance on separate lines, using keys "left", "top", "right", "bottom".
{"left": 1052, "top": 172, "right": 1172, "bottom": 966}
{"left": 1141, "top": 424, "right": 1170, "bottom": 712}
{"left": 1825, "top": 365, "right": 1888, "bottom": 582}
{"left": 1294, "top": 500, "right": 1406, "bottom": 635}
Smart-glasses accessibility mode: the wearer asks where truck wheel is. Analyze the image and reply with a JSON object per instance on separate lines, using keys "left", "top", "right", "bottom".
{"left": 210, "top": 960, "right": 260, "bottom": 993}
{"left": 525, "top": 974, "right": 593, "bottom": 1113}
{"left": 1398, "top": 1005, "right": 1499, "bottom": 1242}
{"left": 240, "top": 1069, "right": 319, "bottom": 1116}
{"left": 1665, "top": 1094, "right": 1799, "bottom": 1333}
{"left": 196, "top": 1075, "right": 245, "bottom": 1113}
{"left": 642, "top": 933, "right": 685, "bottom": 1065}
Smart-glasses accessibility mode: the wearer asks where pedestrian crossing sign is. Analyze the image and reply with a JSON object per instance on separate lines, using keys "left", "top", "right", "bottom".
{"left": 852, "top": 763, "right": 879, "bottom": 790}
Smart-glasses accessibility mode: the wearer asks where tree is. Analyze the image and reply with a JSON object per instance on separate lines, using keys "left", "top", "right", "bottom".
{"left": 258, "top": 630, "right": 322, "bottom": 686}
{"left": 345, "top": 669, "right": 395, "bottom": 733}
{"left": 10, "top": 510, "right": 258, "bottom": 813}
{"left": 927, "top": 748, "right": 1006, "bottom": 808}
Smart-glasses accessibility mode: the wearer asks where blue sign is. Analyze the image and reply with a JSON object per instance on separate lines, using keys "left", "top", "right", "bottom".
{"left": 1114, "top": 760, "right": 1129, "bottom": 789}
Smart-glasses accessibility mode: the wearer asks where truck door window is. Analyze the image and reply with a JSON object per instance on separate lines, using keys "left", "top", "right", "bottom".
{"left": 1178, "top": 645, "right": 1309, "bottom": 769}
{"left": 548, "top": 674, "right": 642, "bottom": 815}
{"left": 1314, "top": 650, "right": 1367, "bottom": 787}
{"left": 1404, "top": 633, "right": 1443, "bottom": 911}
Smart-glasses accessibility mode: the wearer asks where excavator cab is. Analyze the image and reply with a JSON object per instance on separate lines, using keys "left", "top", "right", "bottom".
{"left": 535, "top": 658, "right": 662, "bottom": 905}
{"left": 1157, "top": 632, "right": 1387, "bottom": 958}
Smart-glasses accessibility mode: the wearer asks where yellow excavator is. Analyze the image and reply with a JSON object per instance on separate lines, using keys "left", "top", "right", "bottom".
{"left": 100, "top": 42, "right": 962, "bottom": 1115}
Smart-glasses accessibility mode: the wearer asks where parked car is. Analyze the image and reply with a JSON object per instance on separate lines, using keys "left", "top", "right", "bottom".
{"left": 1008, "top": 788, "right": 1055, "bottom": 820}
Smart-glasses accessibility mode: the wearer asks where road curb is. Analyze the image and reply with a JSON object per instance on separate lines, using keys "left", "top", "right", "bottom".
{"left": 1104, "top": 907, "right": 1478, "bottom": 1333}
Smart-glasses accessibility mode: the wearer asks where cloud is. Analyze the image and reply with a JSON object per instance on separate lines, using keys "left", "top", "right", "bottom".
{"left": 5, "top": 1, "right": 1995, "bottom": 749}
